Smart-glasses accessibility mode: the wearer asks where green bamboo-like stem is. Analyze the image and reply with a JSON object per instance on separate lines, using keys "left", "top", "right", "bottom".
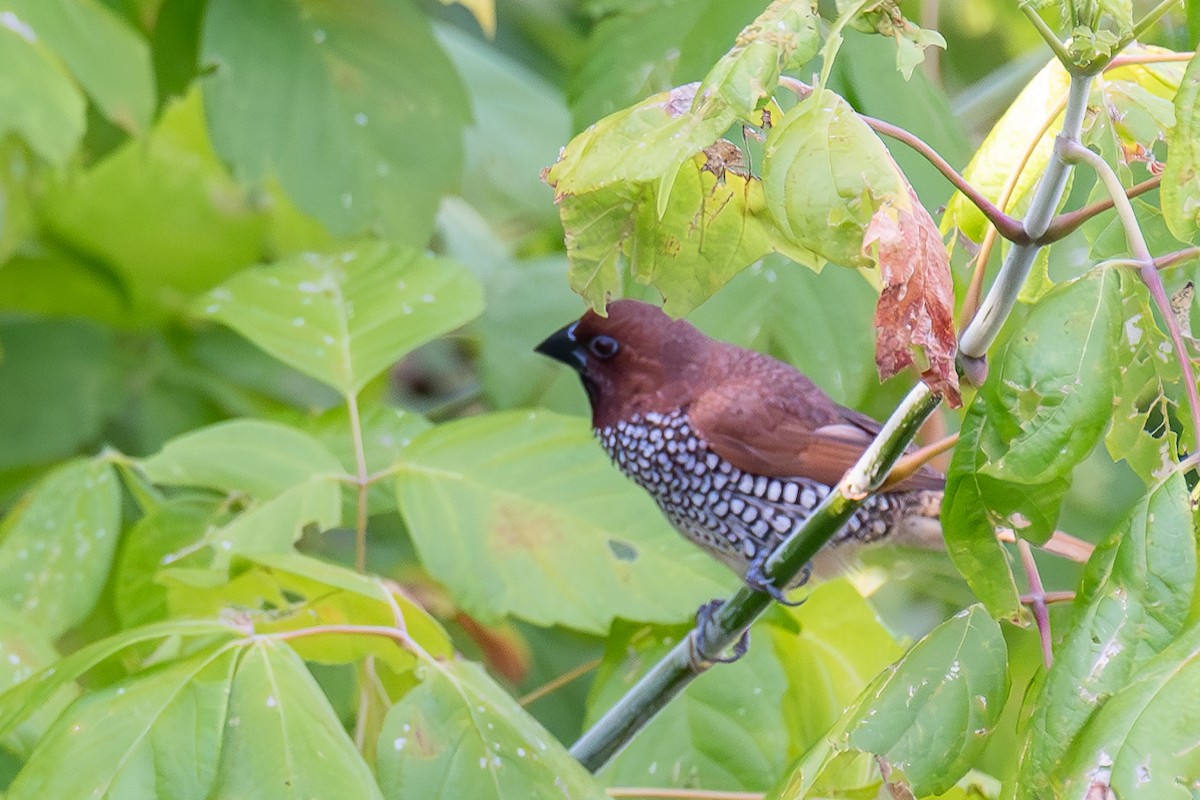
{"left": 569, "top": 70, "right": 1099, "bottom": 775}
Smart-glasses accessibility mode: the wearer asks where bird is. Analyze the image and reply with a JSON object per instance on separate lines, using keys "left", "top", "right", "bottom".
{"left": 535, "top": 299, "right": 944, "bottom": 605}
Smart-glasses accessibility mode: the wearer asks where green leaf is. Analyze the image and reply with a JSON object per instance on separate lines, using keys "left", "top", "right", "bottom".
{"left": 942, "top": 59, "right": 1071, "bottom": 243}
{"left": 215, "top": 639, "right": 385, "bottom": 799}
{"left": 209, "top": 476, "right": 342, "bottom": 558}
{"left": 0, "top": 607, "right": 64, "bottom": 753}
{"left": 1105, "top": 272, "right": 1185, "bottom": 482}
{"left": 946, "top": 268, "right": 1122, "bottom": 580}
{"left": 39, "top": 89, "right": 272, "bottom": 323}
{"left": 140, "top": 419, "right": 345, "bottom": 499}
{"left": 1, "top": 0, "right": 154, "bottom": 135}
{"left": 1162, "top": 42, "right": 1200, "bottom": 244}
{"left": 0, "top": 618, "right": 243, "bottom": 740}
{"left": 761, "top": 88, "right": 909, "bottom": 269}
{"left": 201, "top": 0, "right": 469, "bottom": 244}
{"left": 0, "top": 458, "right": 120, "bottom": 637}
{"left": 377, "top": 658, "right": 606, "bottom": 800}
{"left": 113, "top": 496, "right": 224, "bottom": 628}
{"left": 196, "top": 242, "right": 484, "bottom": 396}
{"left": 587, "top": 619, "right": 791, "bottom": 792}
{"left": 1018, "top": 473, "right": 1196, "bottom": 797}
{"left": 0, "top": 319, "right": 121, "bottom": 470}
{"left": 775, "top": 606, "right": 1008, "bottom": 799}
{"left": 0, "top": 15, "right": 84, "bottom": 163}
{"left": 395, "top": 410, "right": 735, "bottom": 633}
{"left": 1054, "top": 622, "right": 1200, "bottom": 799}
{"left": 6, "top": 644, "right": 240, "bottom": 800}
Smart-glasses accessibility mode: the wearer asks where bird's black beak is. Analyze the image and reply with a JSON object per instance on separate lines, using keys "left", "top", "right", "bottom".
{"left": 535, "top": 321, "right": 586, "bottom": 372}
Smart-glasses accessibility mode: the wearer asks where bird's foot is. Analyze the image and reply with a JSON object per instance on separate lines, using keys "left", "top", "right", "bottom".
{"left": 690, "top": 599, "right": 749, "bottom": 666}
{"left": 744, "top": 558, "right": 809, "bottom": 607}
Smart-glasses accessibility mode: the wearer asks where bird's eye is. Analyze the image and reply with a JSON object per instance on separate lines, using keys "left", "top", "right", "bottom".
{"left": 588, "top": 335, "right": 620, "bottom": 360}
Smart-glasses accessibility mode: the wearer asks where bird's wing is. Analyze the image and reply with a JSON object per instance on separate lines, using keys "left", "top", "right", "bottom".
{"left": 688, "top": 385, "right": 944, "bottom": 492}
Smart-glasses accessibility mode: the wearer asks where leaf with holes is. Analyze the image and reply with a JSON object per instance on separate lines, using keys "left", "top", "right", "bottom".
{"left": 1018, "top": 473, "right": 1196, "bottom": 797}
{"left": 395, "top": 410, "right": 734, "bottom": 633}
{"left": 377, "top": 658, "right": 606, "bottom": 800}
{"left": 0, "top": 458, "right": 120, "bottom": 638}
{"left": 1162, "top": 41, "right": 1200, "bottom": 243}
{"left": 196, "top": 242, "right": 484, "bottom": 396}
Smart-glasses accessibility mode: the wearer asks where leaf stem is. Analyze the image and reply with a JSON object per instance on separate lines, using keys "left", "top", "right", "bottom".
{"left": 1155, "top": 246, "right": 1200, "bottom": 270}
{"left": 1039, "top": 174, "right": 1162, "bottom": 244}
{"left": 1017, "top": 539, "right": 1054, "bottom": 669}
{"left": 1019, "top": 2, "right": 1075, "bottom": 68}
{"left": 346, "top": 391, "right": 371, "bottom": 573}
{"left": 1060, "top": 139, "right": 1200, "bottom": 456}
{"left": 518, "top": 658, "right": 602, "bottom": 707}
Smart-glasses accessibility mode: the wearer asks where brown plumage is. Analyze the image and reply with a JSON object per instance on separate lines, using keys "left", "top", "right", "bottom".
{"left": 536, "top": 299, "right": 943, "bottom": 598}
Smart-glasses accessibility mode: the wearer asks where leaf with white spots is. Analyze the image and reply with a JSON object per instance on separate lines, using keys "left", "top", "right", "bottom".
{"left": 0, "top": 607, "right": 66, "bottom": 754}
{"left": 196, "top": 242, "right": 484, "bottom": 396}
{"left": 141, "top": 419, "right": 345, "bottom": 499}
{"left": 201, "top": 0, "right": 469, "bottom": 244}
{"left": 215, "top": 639, "right": 384, "bottom": 799}
{"left": 395, "top": 410, "right": 735, "bottom": 633}
{"left": 0, "top": 458, "right": 120, "bottom": 638}
{"left": 774, "top": 606, "right": 1008, "bottom": 799}
{"left": 377, "top": 658, "right": 607, "bottom": 800}
{"left": 1017, "top": 473, "right": 1195, "bottom": 797}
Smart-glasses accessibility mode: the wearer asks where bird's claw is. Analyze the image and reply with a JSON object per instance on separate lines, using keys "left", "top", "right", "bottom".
{"left": 690, "top": 599, "right": 750, "bottom": 666}
{"left": 744, "top": 558, "right": 809, "bottom": 607}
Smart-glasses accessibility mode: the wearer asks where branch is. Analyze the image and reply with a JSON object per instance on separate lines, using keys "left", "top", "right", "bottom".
{"left": 1039, "top": 175, "right": 1161, "bottom": 244}
{"left": 1156, "top": 246, "right": 1200, "bottom": 271}
{"left": 1019, "top": 2, "right": 1075, "bottom": 68}
{"left": 1018, "top": 539, "right": 1054, "bottom": 669}
{"left": 1061, "top": 140, "right": 1200, "bottom": 456}
{"left": 1132, "top": 0, "right": 1185, "bottom": 39}
{"left": 518, "top": 658, "right": 601, "bottom": 706}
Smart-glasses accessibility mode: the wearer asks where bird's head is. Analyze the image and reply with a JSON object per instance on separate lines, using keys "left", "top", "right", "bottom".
{"left": 535, "top": 299, "right": 710, "bottom": 428}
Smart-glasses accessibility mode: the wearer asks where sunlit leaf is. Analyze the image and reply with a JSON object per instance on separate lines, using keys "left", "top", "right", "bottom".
{"left": 395, "top": 410, "right": 734, "bottom": 633}
{"left": 1, "top": 0, "right": 154, "bottom": 134}
{"left": 0, "top": 607, "right": 64, "bottom": 753}
{"left": 197, "top": 242, "right": 483, "bottom": 396}
{"left": 201, "top": 0, "right": 469, "bottom": 243}
{"left": 1018, "top": 473, "right": 1196, "bottom": 797}
{"left": 828, "top": 0, "right": 946, "bottom": 79}
{"left": 0, "top": 15, "right": 84, "bottom": 163}
{"left": 216, "top": 639, "right": 385, "bottom": 799}
{"left": 0, "top": 458, "right": 120, "bottom": 637}
{"left": 377, "top": 658, "right": 606, "bottom": 800}
{"left": 1162, "top": 44, "right": 1200, "bottom": 244}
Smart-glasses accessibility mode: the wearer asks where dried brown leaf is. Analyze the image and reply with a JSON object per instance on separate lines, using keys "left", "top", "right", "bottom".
{"left": 864, "top": 188, "right": 961, "bottom": 406}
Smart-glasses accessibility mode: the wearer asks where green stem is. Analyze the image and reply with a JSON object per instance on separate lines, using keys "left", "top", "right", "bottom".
{"left": 1132, "top": 0, "right": 1183, "bottom": 39}
{"left": 1019, "top": 2, "right": 1074, "bottom": 68}
{"left": 345, "top": 391, "right": 371, "bottom": 573}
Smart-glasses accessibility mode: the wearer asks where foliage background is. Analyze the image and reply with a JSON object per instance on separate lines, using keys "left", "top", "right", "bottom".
{"left": 0, "top": 0, "right": 1199, "bottom": 798}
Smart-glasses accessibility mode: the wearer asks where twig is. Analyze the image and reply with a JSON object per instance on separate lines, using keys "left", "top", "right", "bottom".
{"left": 1021, "top": 590, "right": 1075, "bottom": 605}
{"left": 861, "top": 115, "right": 1027, "bottom": 243}
{"left": 518, "top": 658, "right": 602, "bottom": 707}
{"left": 1107, "top": 51, "right": 1194, "bottom": 68}
{"left": 881, "top": 433, "right": 959, "bottom": 490}
{"left": 1039, "top": 175, "right": 1162, "bottom": 244}
{"left": 1156, "top": 246, "right": 1200, "bottom": 271}
{"left": 998, "top": 528, "right": 1095, "bottom": 563}
{"left": 1018, "top": 539, "right": 1054, "bottom": 669}
{"left": 1061, "top": 140, "right": 1200, "bottom": 456}
{"left": 607, "top": 790, "right": 762, "bottom": 799}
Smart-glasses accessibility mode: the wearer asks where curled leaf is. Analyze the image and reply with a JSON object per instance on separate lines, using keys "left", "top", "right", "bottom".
{"left": 864, "top": 189, "right": 960, "bottom": 405}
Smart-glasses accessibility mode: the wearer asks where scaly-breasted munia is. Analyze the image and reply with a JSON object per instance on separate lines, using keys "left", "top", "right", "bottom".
{"left": 536, "top": 299, "right": 942, "bottom": 601}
